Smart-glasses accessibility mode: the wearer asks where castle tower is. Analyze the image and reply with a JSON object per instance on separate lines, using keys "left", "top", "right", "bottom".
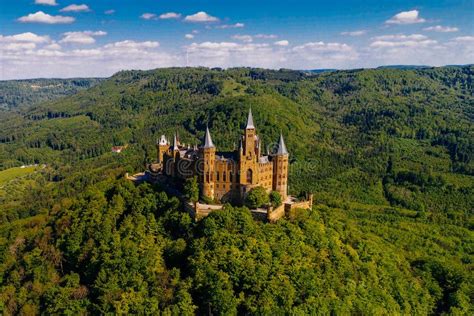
{"left": 157, "top": 135, "right": 169, "bottom": 163}
{"left": 172, "top": 133, "right": 179, "bottom": 158}
{"left": 243, "top": 108, "right": 257, "bottom": 159}
{"left": 240, "top": 108, "right": 259, "bottom": 188}
{"left": 272, "top": 134, "right": 289, "bottom": 199}
{"left": 202, "top": 126, "right": 216, "bottom": 199}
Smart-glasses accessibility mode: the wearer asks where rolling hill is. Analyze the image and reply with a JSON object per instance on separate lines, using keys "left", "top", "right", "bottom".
{"left": 0, "top": 66, "right": 472, "bottom": 314}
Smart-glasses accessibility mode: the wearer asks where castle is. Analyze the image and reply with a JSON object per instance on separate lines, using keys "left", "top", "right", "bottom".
{"left": 153, "top": 109, "right": 289, "bottom": 203}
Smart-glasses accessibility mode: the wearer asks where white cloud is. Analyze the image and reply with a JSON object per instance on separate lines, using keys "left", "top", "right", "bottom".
{"left": 104, "top": 9, "right": 115, "bottom": 15}
{"left": 35, "top": 0, "right": 57, "bottom": 5}
{"left": 292, "top": 41, "right": 358, "bottom": 66}
{"left": 370, "top": 34, "right": 437, "bottom": 48}
{"left": 44, "top": 42, "right": 61, "bottom": 50}
{"left": 104, "top": 40, "right": 159, "bottom": 49}
{"left": 386, "top": 10, "right": 425, "bottom": 24}
{"left": 0, "top": 32, "right": 51, "bottom": 52}
{"left": 2, "top": 42, "right": 37, "bottom": 51}
{"left": 423, "top": 25, "right": 459, "bottom": 33}
{"left": 215, "top": 23, "right": 245, "bottom": 29}
{"left": 184, "top": 11, "right": 219, "bottom": 22}
{"left": 140, "top": 13, "right": 157, "bottom": 20}
{"left": 185, "top": 34, "right": 194, "bottom": 39}
{"left": 0, "top": 32, "right": 51, "bottom": 44}
{"left": 232, "top": 34, "right": 253, "bottom": 43}
{"left": 0, "top": 38, "right": 175, "bottom": 79}
{"left": 60, "top": 4, "right": 90, "bottom": 13}
{"left": 159, "top": 12, "right": 181, "bottom": 19}
{"left": 60, "top": 31, "right": 107, "bottom": 44}
{"left": 274, "top": 40, "right": 289, "bottom": 46}
{"left": 255, "top": 34, "right": 277, "bottom": 39}
{"left": 341, "top": 30, "right": 367, "bottom": 36}
{"left": 452, "top": 36, "right": 474, "bottom": 42}
{"left": 17, "top": 11, "right": 75, "bottom": 24}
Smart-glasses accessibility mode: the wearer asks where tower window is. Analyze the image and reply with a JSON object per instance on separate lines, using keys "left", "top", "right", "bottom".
{"left": 223, "top": 171, "right": 227, "bottom": 182}
{"left": 246, "top": 169, "right": 253, "bottom": 183}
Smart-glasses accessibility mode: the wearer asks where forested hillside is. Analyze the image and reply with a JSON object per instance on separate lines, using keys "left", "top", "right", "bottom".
{"left": 0, "top": 66, "right": 472, "bottom": 314}
{"left": 0, "top": 78, "right": 104, "bottom": 110}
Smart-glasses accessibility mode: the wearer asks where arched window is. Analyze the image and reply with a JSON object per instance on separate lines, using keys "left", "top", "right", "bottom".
{"left": 246, "top": 169, "right": 253, "bottom": 183}
{"left": 223, "top": 171, "right": 227, "bottom": 182}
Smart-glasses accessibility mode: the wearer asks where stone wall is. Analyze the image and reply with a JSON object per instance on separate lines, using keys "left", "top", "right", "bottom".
{"left": 267, "top": 204, "right": 285, "bottom": 223}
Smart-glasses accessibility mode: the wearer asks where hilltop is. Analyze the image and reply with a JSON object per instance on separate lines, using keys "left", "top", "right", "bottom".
{"left": 0, "top": 66, "right": 472, "bottom": 314}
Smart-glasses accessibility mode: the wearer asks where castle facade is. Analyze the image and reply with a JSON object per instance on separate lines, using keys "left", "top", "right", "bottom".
{"left": 154, "top": 109, "right": 289, "bottom": 203}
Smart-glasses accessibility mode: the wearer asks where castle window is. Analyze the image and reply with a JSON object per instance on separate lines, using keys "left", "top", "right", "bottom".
{"left": 206, "top": 172, "right": 210, "bottom": 182}
{"left": 223, "top": 171, "right": 227, "bottom": 182}
{"left": 246, "top": 169, "right": 253, "bottom": 183}
{"left": 217, "top": 171, "right": 220, "bottom": 181}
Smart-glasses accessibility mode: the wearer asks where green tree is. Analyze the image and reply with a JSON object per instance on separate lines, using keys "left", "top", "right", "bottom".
{"left": 184, "top": 176, "right": 199, "bottom": 204}
{"left": 245, "top": 186, "right": 270, "bottom": 209}
{"left": 270, "top": 191, "right": 282, "bottom": 207}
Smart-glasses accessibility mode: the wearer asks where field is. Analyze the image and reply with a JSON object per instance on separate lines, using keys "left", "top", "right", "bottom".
{"left": 0, "top": 165, "right": 37, "bottom": 185}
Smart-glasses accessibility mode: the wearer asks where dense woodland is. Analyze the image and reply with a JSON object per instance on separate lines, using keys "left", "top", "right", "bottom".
{"left": 0, "top": 66, "right": 472, "bottom": 314}
{"left": 0, "top": 78, "right": 103, "bottom": 110}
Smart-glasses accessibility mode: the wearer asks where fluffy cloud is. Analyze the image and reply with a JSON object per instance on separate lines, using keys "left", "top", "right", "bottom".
{"left": 274, "top": 40, "right": 289, "bottom": 46}
{"left": 60, "top": 31, "right": 107, "bottom": 44}
{"left": 104, "top": 40, "right": 159, "bottom": 49}
{"left": 254, "top": 34, "right": 277, "bottom": 39}
{"left": 232, "top": 35, "right": 253, "bottom": 43}
{"left": 215, "top": 23, "right": 245, "bottom": 29}
{"left": 341, "top": 30, "right": 367, "bottom": 36}
{"left": 104, "top": 9, "right": 115, "bottom": 15}
{"left": 0, "top": 37, "right": 175, "bottom": 79}
{"left": 159, "top": 12, "right": 181, "bottom": 19}
{"left": 140, "top": 13, "right": 157, "bottom": 20}
{"left": 370, "top": 34, "right": 437, "bottom": 48}
{"left": 452, "top": 36, "right": 474, "bottom": 42}
{"left": 292, "top": 41, "right": 358, "bottom": 66}
{"left": 35, "top": 0, "right": 57, "bottom": 5}
{"left": 0, "top": 32, "right": 51, "bottom": 44}
{"left": 60, "top": 4, "right": 90, "bottom": 13}
{"left": 0, "top": 32, "right": 51, "bottom": 52}
{"left": 185, "top": 34, "right": 194, "bottom": 39}
{"left": 386, "top": 10, "right": 425, "bottom": 24}
{"left": 184, "top": 12, "right": 219, "bottom": 22}
{"left": 186, "top": 41, "right": 279, "bottom": 68}
{"left": 17, "top": 11, "right": 75, "bottom": 24}
{"left": 423, "top": 25, "right": 459, "bottom": 32}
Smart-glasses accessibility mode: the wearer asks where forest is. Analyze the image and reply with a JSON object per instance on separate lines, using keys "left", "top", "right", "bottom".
{"left": 0, "top": 66, "right": 472, "bottom": 314}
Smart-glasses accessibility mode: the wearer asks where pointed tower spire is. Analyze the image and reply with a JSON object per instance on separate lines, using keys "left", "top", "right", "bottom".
{"left": 276, "top": 133, "right": 288, "bottom": 155}
{"left": 172, "top": 133, "right": 179, "bottom": 151}
{"left": 246, "top": 107, "right": 255, "bottom": 129}
{"left": 203, "top": 126, "right": 215, "bottom": 148}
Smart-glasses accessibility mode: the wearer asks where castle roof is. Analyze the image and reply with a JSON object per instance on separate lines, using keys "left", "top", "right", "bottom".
{"left": 276, "top": 134, "right": 288, "bottom": 155}
{"left": 246, "top": 107, "right": 255, "bottom": 129}
{"left": 203, "top": 126, "right": 215, "bottom": 148}
{"left": 158, "top": 134, "right": 168, "bottom": 145}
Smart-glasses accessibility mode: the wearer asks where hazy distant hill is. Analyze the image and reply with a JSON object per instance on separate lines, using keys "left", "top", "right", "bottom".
{"left": 0, "top": 66, "right": 472, "bottom": 314}
{"left": 0, "top": 78, "right": 104, "bottom": 110}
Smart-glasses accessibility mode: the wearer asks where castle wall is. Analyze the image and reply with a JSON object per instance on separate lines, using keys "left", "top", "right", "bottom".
{"left": 214, "top": 159, "right": 239, "bottom": 202}
{"left": 258, "top": 162, "right": 274, "bottom": 192}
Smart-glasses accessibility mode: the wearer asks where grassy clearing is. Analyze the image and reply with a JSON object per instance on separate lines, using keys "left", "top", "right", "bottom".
{"left": 0, "top": 166, "right": 37, "bottom": 185}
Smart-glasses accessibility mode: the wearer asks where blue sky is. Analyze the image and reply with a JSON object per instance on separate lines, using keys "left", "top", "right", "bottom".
{"left": 0, "top": 0, "right": 473, "bottom": 79}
